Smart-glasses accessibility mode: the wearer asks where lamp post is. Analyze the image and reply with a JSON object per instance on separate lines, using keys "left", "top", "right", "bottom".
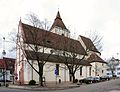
{"left": 2, "top": 37, "right": 6, "bottom": 56}
{"left": 2, "top": 37, "right": 6, "bottom": 86}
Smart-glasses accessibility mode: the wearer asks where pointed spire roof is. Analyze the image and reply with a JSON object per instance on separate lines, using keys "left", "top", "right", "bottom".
{"left": 55, "top": 11, "right": 62, "bottom": 20}
{"left": 50, "top": 11, "right": 68, "bottom": 31}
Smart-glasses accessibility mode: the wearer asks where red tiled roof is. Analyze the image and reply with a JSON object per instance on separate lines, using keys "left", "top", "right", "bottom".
{"left": 0, "top": 57, "right": 15, "bottom": 69}
{"left": 25, "top": 50, "right": 91, "bottom": 66}
{"left": 50, "top": 11, "right": 68, "bottom": 31}
{"left": 79, "top": 35, "right": 99, "bottom": 53}
{"left": 21, "top": 23, "right": 87, "bottom": 55}
{"left": 87, "top": 53, "right": 106, "bottom": 63}
{"left": 0, "top": 59, "right": 6, "bottom": 69}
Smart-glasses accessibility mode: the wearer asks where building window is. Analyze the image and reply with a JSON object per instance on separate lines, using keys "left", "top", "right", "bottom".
{"left": 56, "top": 64, "right": 59, "bottom": 75}
{"left": 80, "top": 67, "right": 82, "bottom": 76}
{"left": 107, "top": 69, "right": 110, "bottom": 71}
{"left": 19, "top": 47, "right": 20, "bottom": 66}
{"left": 117, "top": 72, "right": 120, "bottom": 75}
{"left": 117, "top": 68, "right": 120, "bottom": 70}
{"left": 102, "top": 70, "right": 104, "bottom": 73}
{"left": 89, "top": 67, "right": 91, "bottom": 76}
{"left": 61, "top": 34, "right": 64, "bottom": 36}
{"left": 46, "top": 40, "right": 51, "bottom": 43}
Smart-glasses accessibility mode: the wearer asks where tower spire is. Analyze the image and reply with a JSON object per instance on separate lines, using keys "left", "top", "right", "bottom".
{"left": 50, "top": 11, "right": 67, "bottom": 31}
{"left": 56, "top": 11, "right": 62, "bottom": 20}
{"left": 50, "top": 11, "right": 70, "bottom": 37}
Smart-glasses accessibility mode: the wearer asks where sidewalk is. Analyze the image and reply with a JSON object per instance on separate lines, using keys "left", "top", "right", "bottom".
{"left": 8, "top": 82, "right": 80, "bottom": 91}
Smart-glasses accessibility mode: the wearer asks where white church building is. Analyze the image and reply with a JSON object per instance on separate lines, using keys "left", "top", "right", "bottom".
{"left": 16, "top": 11, "right": 106, "bottom": 84}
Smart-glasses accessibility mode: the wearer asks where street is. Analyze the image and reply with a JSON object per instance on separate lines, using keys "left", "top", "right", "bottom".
{"left": 1, "top": 78, "right": 120, "bottom": 92}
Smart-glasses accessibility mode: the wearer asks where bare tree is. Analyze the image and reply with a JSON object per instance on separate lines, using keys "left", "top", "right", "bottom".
{"left": 26, "top": 12, "right": 50, "bottom": 30}
{"left": 8, "top": 13, "right": 52, "bottom": 86}
{"left": 17, "top": 23, "right": 55, "bottom": 86}
{"left": 85, "top": 30, "right": 103, "bottom": 52}
{"left": 55, "top": 37, "right": 90, "bottom": 83}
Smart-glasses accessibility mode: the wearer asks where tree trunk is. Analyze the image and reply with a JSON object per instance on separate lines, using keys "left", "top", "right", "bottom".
{"left": 69, "top": 70, "right": 72, "bottom": 82}
{"left": 69, "top": 72, "right": 75, "bottom": 83}
{"left": 39, "top": 63, "right": 44, "bottom": 86}
{"left": 72, "top": 73, "right": 75, "bottom": 83}
{"left": 40, "top": 73, "right": 43, "bottom": 86}
{"left": 111, "top": 70, "right": 114, "bottom": 78}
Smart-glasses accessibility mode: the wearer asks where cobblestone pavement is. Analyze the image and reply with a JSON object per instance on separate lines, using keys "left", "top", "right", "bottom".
{"left": 108, "top": 91, "right": 120, "bottom": 92}
{"left": 55, "top": 78, "right": 120, "bottom": 92}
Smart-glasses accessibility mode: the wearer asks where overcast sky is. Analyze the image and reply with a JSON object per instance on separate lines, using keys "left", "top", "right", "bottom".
{"left": 0, "top": 0, "right": 120, "bottom": 59}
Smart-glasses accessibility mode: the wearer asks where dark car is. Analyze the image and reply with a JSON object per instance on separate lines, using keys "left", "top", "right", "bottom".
{"left": 79, "top": 76, "right": 101, "bottom": 84}
{"left": 79, "top": 77, "right": 94, "bottom": 84}
{"left": 100, "top": 76, "right": 110, "bottom": 81}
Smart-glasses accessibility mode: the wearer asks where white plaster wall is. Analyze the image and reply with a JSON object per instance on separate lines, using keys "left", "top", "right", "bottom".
{"left": 51, "top": 27, "right": 70, "bottom": 37}
{"left": 23, "top": 62, "right": 70, "bottom": 83}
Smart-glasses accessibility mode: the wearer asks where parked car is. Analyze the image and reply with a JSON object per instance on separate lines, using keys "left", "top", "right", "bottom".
{"left": 93, "top": 76, "right": 100, "bottom": 82}
{"left": 79, "top": 77, "right": 94, "bottom": 84}
{"left": 79, "top": 76, "right": 100, "bottom": 84}
{"left": 100, "top": 76, "right": 110, "bottom": 81}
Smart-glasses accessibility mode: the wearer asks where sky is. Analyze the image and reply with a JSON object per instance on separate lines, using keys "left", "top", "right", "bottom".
{"left": 0, "top": 0, "right": 120, "bottom": 59}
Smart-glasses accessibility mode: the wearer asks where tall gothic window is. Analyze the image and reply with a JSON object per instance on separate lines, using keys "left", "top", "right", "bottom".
{"left": 80, "top": 67, "right": 82, "bottom": 76}
{"left": 89, "top": 67, "right": 91, "bottom": 76}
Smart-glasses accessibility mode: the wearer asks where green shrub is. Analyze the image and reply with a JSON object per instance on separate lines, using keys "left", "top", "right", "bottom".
{"left": 75, "top": 79, "right": 78, "bottom": 83}
{"left": 29, "top": 80, "right": 36, "bottom": 85}
{"left": 6, "top": 84, "right": 9, "bottom": 87}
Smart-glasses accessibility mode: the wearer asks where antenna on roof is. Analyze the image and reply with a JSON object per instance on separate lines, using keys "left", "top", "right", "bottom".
{"left": 57, "top": 4, "right": 60, "bottom": 11}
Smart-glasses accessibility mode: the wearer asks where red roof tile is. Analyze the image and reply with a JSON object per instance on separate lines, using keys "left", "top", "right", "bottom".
{"left": 0, "top": 59, "right": 6, "bottom": 69}
{"left": 87, "top": 53, "right": 106, "bottom": 63}
{"left": 0, "top": 57, "right": 15, "bottom": 69}
{"left": 21, "top": 23, "right": 87, "bottom": 55}
{"left": 79, "top": 35, "right": 99, "bottom": 53}
{"left": 25, "top": 50, "right": 91, "bottom": 66}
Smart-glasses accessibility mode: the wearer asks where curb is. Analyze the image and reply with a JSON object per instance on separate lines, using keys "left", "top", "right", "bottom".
{"left": 8, "top": 85, "right": 80, "bottom": 91}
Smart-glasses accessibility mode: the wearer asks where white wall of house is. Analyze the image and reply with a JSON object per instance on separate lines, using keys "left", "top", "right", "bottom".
{"left": 23, "top": 61, "right": 70, "bottom": 83}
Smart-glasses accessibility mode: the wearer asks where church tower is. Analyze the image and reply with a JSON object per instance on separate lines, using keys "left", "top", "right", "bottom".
{"left": 50, "top": 11, "right": 70, "bottom": 37}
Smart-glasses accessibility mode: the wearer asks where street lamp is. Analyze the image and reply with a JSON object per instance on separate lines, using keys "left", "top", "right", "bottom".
{"left": 2, "top": 37, "right": 6, "bottom": 86}
{"left": 2, "top": 37, "right": 6, "bottom": 56}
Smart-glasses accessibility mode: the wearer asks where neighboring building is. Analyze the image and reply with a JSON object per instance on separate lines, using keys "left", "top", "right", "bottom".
{"left": 16, "top": 11, "right": 106, "bottom": 84}
{"left": 0, "top": 57, "right": 15, "bottom": 83}
{"left": 106, "top": 58, "right": 120, "bottom": 78}
{"left": 115, "top": 64, "right": 120, "bottom": 77}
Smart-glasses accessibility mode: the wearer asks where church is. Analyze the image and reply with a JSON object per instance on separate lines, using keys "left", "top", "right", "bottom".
{"left": 16, "top": 11, "right": 106, "bottom": 84}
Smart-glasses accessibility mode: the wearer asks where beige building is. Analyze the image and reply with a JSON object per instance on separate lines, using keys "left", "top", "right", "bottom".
{"left": 16, "top": 11, "right": 106, "bottom": 84}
